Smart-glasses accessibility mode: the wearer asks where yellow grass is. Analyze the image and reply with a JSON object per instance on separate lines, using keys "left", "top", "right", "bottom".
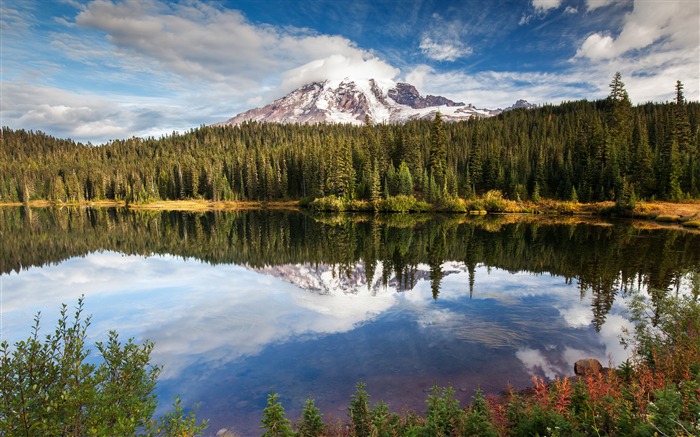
{"left": 1, "top": 198, "right": 698, "bottom": 226}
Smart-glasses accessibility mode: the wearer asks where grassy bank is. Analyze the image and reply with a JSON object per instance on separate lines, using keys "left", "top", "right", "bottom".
{"left": 1, "top": 195, "right": 699, "bottom": 229}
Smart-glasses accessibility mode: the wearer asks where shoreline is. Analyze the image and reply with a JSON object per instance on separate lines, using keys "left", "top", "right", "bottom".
{"left": 1, "top": 198, "right": 698, "bottom": 229}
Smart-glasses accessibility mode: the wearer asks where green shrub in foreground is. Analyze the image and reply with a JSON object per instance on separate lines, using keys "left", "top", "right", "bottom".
{"left": 0, "top": 298, "right": 207, "bottom": 436}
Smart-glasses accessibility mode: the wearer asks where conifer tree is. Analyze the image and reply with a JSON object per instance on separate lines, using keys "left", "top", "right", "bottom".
{"left": 260, "top": 392, "right": 294, "bottom": 437}
{"left": 428, "top": 112, "right": 447, "bottom": 188}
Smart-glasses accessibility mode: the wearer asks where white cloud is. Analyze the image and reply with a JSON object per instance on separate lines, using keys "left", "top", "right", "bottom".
{"left": 577, "top": 33, "right": 616, "bottom": 60}
{"left": 279, "top": 54, "right": 399, "bottom": 94}
{"left": 74, "top": 0, "right": 394, "bottom": 88}
{"left": 516, "top": 348, "right": 564, "bottom": 379}
{"left": 585, "top": 0, "right": 617, "bottom": 11}
{"left": 2, "top": 0, "right": 405, "bottom": 142}
{"left": 521, "top": 0, "right": 562, "bottom": 25}
{"left": 401, "top": 65, "right": 596, "bottom": 109}
{"left": 532, "top": 0, "right": 562, "bottom": 13}
{"left": 576, "top": 0, "right": 700, "bottom": 61}
{"left": 419, "top": 36, "right": 473, "bottom": 62}
{"left": 564, "top": 6, "right": 578, "bottom": 14}
{"left": 569, "top": 0, "right": 699, "bottom": 104}
{"left": 419, "top": 14, "right": 473, "bottom": 62}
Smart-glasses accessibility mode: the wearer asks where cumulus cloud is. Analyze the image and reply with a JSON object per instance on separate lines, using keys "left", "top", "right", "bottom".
{"left": 279, "top": 54, "right": 399, "bottom": 94}
{"left": 3, "top": 0, "right": 403, "bottom": 142}
{"left": 567, "top": 0, "right": 699, "bottom": 104}
{"left": 74, "top": 0, "right": 395, "bottom": 88}
{"left": 521, "top": 0, "right": 562, "bottom": 25}
{"left": 532, "top": 0, "right": 562, "bottom": 13}
{"left": 2, "top": 82, "right": 131, "bottom": 142}
{"left": 576, "top": 0, "right": 700, "bottom": 61}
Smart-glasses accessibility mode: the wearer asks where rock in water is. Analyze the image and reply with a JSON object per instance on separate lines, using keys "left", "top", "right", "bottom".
{"left": 574, "top": 358, "right": 603, "bottom": 376}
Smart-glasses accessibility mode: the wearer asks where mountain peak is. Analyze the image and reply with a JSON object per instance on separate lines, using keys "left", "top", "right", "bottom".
{"left": 217, "top": 79, "right": 522, "bottom": 126}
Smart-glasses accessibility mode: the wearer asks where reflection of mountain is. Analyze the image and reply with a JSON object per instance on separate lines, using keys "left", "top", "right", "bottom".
{"left": 253, "top": 261, "right": 448, "bottom": 295}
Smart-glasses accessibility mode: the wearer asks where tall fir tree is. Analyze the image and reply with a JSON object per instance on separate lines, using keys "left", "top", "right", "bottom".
{"left": 428, "top": 112, "right": 447, "bottom": 189}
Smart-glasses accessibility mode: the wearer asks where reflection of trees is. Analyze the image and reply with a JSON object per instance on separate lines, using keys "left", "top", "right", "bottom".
{"left": 2, "top": 207, "right": 699, "bottom": 328}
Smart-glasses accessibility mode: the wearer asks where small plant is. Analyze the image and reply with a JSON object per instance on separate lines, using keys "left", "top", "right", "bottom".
{"left": 260, "top": 391, "right": 294, "bottom": 437}
{"left": 348, "top": 381, "right": 372, "bottom": 436}
{"left": 424, "top": 384, "right": 463, "bottom": 436}
{"left": 297, "top": 398, "right": 324, "bottom": 437}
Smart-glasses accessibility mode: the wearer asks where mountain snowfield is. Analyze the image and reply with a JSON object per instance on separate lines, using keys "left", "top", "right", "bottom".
{"left": 218, "top": 78, "right": 534, "bottom": 126}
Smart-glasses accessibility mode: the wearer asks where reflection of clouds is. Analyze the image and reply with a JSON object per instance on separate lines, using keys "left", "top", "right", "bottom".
{"left": 516, "top": 348, "right": 564, "bottom": 380}
{"left": 415, "top": 307, "right": 529, "bottom": 349}
{"left": 3, "top": 253, "right": 635, "bottom": 385}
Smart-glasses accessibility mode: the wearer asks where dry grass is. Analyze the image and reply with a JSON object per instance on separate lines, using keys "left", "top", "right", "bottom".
{"left": 127, "top": 199, "right": 301, "bottom": 211}
{"left": 632, "top": 201, "right": 700, "bottom": 220}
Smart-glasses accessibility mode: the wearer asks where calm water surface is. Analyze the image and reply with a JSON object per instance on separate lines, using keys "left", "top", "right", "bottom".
{"left": 2, "top": 207, "right": 699, "bottom": 435}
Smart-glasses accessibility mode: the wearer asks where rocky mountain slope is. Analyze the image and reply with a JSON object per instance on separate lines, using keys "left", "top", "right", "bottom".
{"left": 218, "top": 78, "right": 533, "bottom": 126}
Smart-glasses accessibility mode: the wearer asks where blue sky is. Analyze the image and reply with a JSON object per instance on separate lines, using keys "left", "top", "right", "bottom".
{"left": 2, "top": 0, "right": 699, "bottom": 143}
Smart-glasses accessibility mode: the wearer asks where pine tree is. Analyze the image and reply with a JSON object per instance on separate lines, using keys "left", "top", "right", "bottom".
{"left": 349, "top": 381, "right": 371, "bottom": 437}
{"left": 397, "top": 161, "right": 414, "bottom": 196}
{"left": 607, "top": 72, "right": 633, "bottom": 173}
{"left": 632, "top": 114, "right": 655, "bottom": 198}
{"left": 428, "top": 112, "right": 447, "bottom": 188}
{"left": 260, "top": 392, "right": 294, "bottom": 437}
{"left": 297, "top": 398, "right": 324, "bottom": 437}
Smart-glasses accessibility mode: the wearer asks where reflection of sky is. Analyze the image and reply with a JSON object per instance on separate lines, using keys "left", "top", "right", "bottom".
{"left": 2, "top": 251, "right": 634, "bottom": 435}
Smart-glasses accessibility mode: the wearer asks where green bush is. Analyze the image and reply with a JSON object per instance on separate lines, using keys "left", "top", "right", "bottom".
{"left": 424, "top": 385, "right": 463, "bottom": 436}
{"left": 434, "top": 196, "right": 466, "bottom": 212}
{"left": 260, "top": 392, "right": 294, "bottom": 437}
{"left": 309, "top": 195, "right": 347, "bottom": 212}
{"left": 482, "top": 190, "right": 509, "bottom": 212}
{"left": 297, "top": 398, "right": 324, "bottom": 437}
{"left": 0, "top": 298, "right": 207, "bottom": 436}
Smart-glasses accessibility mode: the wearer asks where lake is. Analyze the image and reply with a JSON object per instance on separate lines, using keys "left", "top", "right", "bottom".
{"left": 2, "top": 207, "right": 699, "bottom": 435}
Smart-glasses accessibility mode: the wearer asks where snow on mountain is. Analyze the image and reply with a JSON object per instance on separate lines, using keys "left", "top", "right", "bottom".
{"left": 217, "top": 78, "right": 529, "bottom": 126}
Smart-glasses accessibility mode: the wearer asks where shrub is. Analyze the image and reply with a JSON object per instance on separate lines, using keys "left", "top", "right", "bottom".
{"left": 0, "top": 298, "right": 207, "bottom": 436}
{"left": 480, "top": 190, "right": 520, "bottom": 213}
{"left": 260, "top": 392, "right": 294, "bottom": 437}
{"left": 463, "top": 388, "right": 498, "bottom": 437}
{"left": 424, "top": 385, "right": 463, "bottom": 436}
{"left": 309, "top": 195, "right": 347, "bottom": 212}
{"left": 348, "top": 381, "right": 371, "bottom": 436}
{"left": 297, "top": 398, "right": 324, "bottom": 437}
{"left": 434, "top": 196, "right": 467, "bottom": 212}
{"left": 377, "top": 195, "right": 431, "bottom": 213}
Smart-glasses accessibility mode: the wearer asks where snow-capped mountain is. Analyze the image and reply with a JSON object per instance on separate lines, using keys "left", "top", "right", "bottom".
{"left": 218, "top": 78, "right": 531, "bottom": 126}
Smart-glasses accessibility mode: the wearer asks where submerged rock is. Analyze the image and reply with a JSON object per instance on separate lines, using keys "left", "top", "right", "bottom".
{"left": 574, "top": 358, "right": 603, "bottom": 376}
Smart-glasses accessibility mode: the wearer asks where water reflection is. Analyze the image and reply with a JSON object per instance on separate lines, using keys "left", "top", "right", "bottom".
{"left": 2, "top": 207, "right": 699, "bottom": 434}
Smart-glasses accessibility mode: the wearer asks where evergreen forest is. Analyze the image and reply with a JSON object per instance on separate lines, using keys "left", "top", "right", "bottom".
{"left": 1, "top": 76, "right": 699, "bottom": 205}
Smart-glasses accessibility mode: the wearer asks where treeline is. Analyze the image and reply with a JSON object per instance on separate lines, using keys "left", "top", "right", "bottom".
{"left": 1, "top": 75, "right": 699, "bottom": 204}
{"left": 2, "top": 207, "right": 699, "bottom": 330}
